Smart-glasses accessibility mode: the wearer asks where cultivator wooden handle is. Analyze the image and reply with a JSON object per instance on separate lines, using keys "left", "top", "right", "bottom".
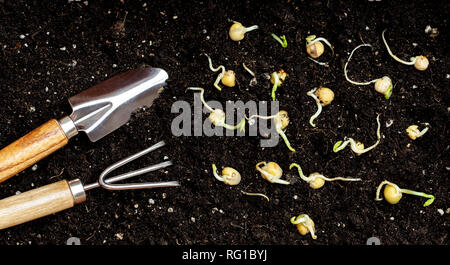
{"left": 0, "top": 119, "right": 70, "bottom": 183}
{"left": 0, "top": 179, "right": 86, "bottom": 230}
{"left": 0, "top": 141, "right": 178, "bottom": 230}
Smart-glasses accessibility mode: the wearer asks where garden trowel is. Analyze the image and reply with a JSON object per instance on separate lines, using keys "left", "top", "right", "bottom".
{"left": 0, "top": 67, "right": 168, "bottom": 183}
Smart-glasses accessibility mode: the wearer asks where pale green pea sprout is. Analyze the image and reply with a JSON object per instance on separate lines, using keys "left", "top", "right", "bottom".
{"left": 186, "top": 87, "right": 245, "bottom": 131}
{"left": 306, "top": 87, "right": 322, "bottom": 127}
{"left": 271, "top": 33, "right": 287, "bottom": 48}
{"left": 382, "top": 29, "right": 429, "bottom": 71}
{"left": 305, "top": 35, "right": 334, "bottom": 66}
{"left": 375, "top": 180, "right": 435, "bottom": 207}
{"left": 212, "top": 164, "right": 241, "bottom": 186}
{"left": 247, "top": 111, "right": 295, "bottom": 152}
{"left": 344, "top": 44, "right": 393, "bottom": 99}
{"left": 333, "top": 114, "right": 381, "bottom": 155}
{"left": 255, "top": 161, "right": 291, "bottom": 185}
{"left": 290, "top": 214, "right": 317, "bottom": 239}
{"left": 406, "top": 123, "right": 429, "bottom": 140}
{"left": 306, "top": 35, "right": 334, "bottom": 55}
{"left": 241, "top": 191, "right": 270, "bottom": 202}
{"left": 242, "top": 63, "right": 257, "bottom": 86}
{"left": 270, "top": 70, "right": 287, "bottom": 101}
{"left": 242, "top": 63, "right": 255, "bottom": 77}
{"left": 289, "top": 163, "right": 361, "bottom": 189}
{"left": 203, "top": 53, "right": 226, "bottom": 91}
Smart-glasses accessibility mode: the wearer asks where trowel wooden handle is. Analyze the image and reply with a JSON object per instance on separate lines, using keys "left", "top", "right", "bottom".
{"left": 0, "top": 119, "right": 71, "bottom": 183}
{"left": 0, "top": 179, "right": 86, "bottom": 230}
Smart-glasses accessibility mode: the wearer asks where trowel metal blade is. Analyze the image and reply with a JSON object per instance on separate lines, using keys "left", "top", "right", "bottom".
{"left": 68, "top": 67, "right": 168, "bottom": 142}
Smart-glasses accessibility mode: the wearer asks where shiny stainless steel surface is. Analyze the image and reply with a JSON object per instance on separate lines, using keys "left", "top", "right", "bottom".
{"left": 68, "top": 67, "right": 168, "bottom": 142}
{"left": 58, "top": 116, "right": 78, "bottom": 139}
{"left": 68, "top": 178, "right": 87, "bottom": 204}
{"left": 83, "top": 140, "right": 180, "bottom": 191}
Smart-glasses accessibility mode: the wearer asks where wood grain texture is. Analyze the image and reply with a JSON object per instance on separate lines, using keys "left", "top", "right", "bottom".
{"left": 0, "top": 119, "right": 69, "bottom": 183}
{"left": 0, "top": 180, "right": 75, "bottom": 230}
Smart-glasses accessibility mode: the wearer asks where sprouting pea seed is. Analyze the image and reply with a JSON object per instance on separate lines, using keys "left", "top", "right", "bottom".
{"left": 374, "top": 76, "right": 393, "bottom": 97}
{"left": 221, "top": 70, "right": 236, "bottom": 87}
{"left": 221, "top": 167, "right": 241, "bottom": 186}
{"left": 414, "top": 56, "right": 429, "bottom": 71}
{"left": 315, "top": 87, "right": 334, "bottom": 106}
{"left": 306, "top": 41, "right": 325, "bottom": 58}
{"left": 308, "top": 173, "right": 325, "bottom": 189}
{"left": 384, "top": 184, "right": 402, "bottom": 204}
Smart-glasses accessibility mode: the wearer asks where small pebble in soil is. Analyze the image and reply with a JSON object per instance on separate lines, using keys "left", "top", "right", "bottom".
{"left": 31, "top": 164, "right": 38, "bottom": 171}
{"left": 386, "top": 119, "right": 394, "bottom": 128}
{"left": 134, "top": 203, "right": 139, "bottom": 209}
{"left": 115, "top": 233, "right": 123, "bottom": 240}
{"left": 19, "top": 34, "right": 25, "bottom": 39}
{"left": 437, "top": 209, "right": 444, "bottom": 216}
{"left": 390, "top": 217, "right": 395, "bottom": 221}
{"left": 191, "top": 217, "right": 196, "bottom": 223}
{"left": 446, "top": 208, "right": 450, "bottom": 214}
{"left": 293, "top": 195, "right": 298, "bottom": 200}
{"left": 162, "top": 193, "right": 167, "bottom": 199}
{"left": 60, "top": 46, "right": 66, "bottom": 51}
{"left": 149, "top": 198, "right": 155, "bottom": 205}
{"left": 167, "top": 207, "right": 173, "bottom": 213}
{"left": 446, "top": 74, "right": 450, "bottom": 79}
{"left": 424, "top": 25, "right": 439, "bottom": 37}
{"left": 28, "top": 106, "right": 35, "bottom": 112}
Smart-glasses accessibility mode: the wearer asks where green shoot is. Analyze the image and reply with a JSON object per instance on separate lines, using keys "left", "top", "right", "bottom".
{"left": 271, "top": 33, "right": 287, "bottom": 48}
{"left": 187, "top": 87, "right": 246, "bottom": 132}
{"left": 212, "top": 163, "right": 241, "bottom": 185}
{"left": 203, "top": 53, "right": 226, "bottom": 91}
{"left": 241, "top": 191, "right": 270, "bottom": 202}
{"left": 270, "top": 70, "right": 287, "bottom": 101}
{"left": 290, "top": 163, "right": 361, "bottom": 189}
{"left": 255, "top": 161, "right": 290, "bottom": 185}
{"left": 333, "top": 114, "right": 381, "bottom": 155}
{"left": 290, "top": 214, "right": 317, "bottom": 239}
{"left": 376, "top": 180, "right": 435, "bottom": 207}
{"left": 247, "top": 111, "right": 295, "bottom": 152}
{"left": 382, "top": 29, "right": 429, "bottom": 71}
{"left": 306, "top": 88, "right": 322, "bottom": 127}
{"left": 344, "top": 44, "right": 394, "bottom": 99}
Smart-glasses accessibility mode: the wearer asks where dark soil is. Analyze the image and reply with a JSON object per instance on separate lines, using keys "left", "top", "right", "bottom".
{"left": 0, "top": 0, "right": 448, "bottom": 245}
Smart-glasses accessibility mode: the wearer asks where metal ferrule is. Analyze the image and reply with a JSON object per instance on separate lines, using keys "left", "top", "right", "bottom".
{"left": 58, "top": 116, "right": 78, "bottom": 140}
{"left": 68, "top": 179, "right": 87, "bottom": 205}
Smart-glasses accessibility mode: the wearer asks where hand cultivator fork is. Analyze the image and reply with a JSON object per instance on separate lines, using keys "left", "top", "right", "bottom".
{"left": 0, "top": 141, "right": 179, "bottom": 230}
